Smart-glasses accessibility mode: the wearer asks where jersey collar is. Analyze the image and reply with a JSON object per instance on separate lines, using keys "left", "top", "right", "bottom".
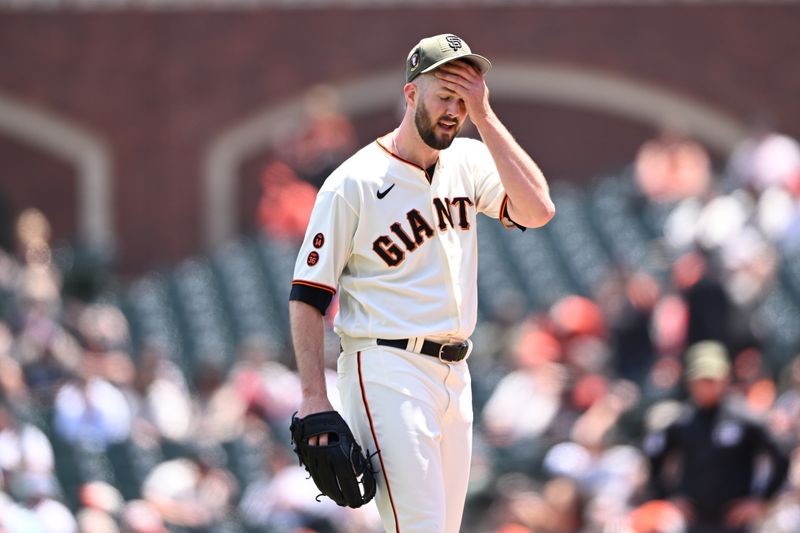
{"left": 375, "top": 137, "right": 439, "bottom": 184}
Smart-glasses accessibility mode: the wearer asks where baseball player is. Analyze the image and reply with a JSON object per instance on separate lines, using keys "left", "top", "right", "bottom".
{"left": 289, "top": 33, "right": 555, "bottom": 533}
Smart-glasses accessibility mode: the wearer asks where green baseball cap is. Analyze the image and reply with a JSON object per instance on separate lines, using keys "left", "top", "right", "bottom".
{"left": 406, "top": 34, "right": 492, "bottom": 83}
{"left": 685, "top": 341, "right": 731, "bottom": 381}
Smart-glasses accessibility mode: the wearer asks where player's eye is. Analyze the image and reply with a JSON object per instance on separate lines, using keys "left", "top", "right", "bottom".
{"left": 439, "top": 95, "right": 452, "bottom": 101}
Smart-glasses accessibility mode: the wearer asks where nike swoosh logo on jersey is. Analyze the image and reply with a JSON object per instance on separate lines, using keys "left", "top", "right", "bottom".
{"left": 376, "top": 183, "right": 395, "bottom": 199}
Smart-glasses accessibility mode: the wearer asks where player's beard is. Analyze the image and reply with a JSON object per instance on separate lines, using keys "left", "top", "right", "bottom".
{"left": 415, "top": 99, "right": 461, "bottom": 150}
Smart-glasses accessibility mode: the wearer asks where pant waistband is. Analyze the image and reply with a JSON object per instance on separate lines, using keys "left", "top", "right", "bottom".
{"left": 376, "top": 338, "right": 472, "bottom": 363}
{"left": 338, "top": 335, "right": 472, "bottom": 362}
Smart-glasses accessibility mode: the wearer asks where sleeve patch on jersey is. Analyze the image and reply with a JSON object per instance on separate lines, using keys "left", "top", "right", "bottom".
{"left": 313, "top": 233, "right": 325, "bottom": 249}
{"left": 307, "top": 251, "right": 320, "bottom": 266}
{"left": 289, "top": 281, "right": 335, "bottom": 316}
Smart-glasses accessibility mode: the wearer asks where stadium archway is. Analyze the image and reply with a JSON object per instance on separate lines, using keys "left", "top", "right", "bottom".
{"left": 205, "top": 62, "right": 747, "bottom": 248}
{"left": 0, "top": 93, "right": 114, "bottom": 252}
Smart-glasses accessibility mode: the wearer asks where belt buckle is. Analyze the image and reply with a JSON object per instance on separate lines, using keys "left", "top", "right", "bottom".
{"left": 438, "top": 341, "right": 468, "bottom": 363}
{"left": 437, "top": 344, "right": 451, "bottom": 363}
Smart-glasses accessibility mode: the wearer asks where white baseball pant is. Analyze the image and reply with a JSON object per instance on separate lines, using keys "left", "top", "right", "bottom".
{"left": 337, "top": 343, "right": 473, "bottom": 533}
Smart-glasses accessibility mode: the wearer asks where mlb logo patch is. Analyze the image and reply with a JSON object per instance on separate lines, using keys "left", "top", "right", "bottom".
{"left": 410, "top": 52, "right": 420, "bottom": 71}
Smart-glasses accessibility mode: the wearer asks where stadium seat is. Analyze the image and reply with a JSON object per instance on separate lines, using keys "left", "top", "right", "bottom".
{"left": 126, "top": 275, "right": 185, "bottom": 366}
{"left": 547, "top": 186, "right": 613, "bottom": 296}
{"left": 211, "top": 239, "right": 284, "bottom": 355}
{"left": 170, "top": 258, "right": 234, "bottom": 366}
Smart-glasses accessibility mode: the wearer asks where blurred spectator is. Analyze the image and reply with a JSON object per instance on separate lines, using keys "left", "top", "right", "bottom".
{"left": 14, "top": 208, "right": 60, "bottom": 316}
{"left": 544, "top": 381, "right": 644, "bottom": 529}
{"left": 481, "top": 326, "right": 564, "bottom": 450}
{"left": 550, "top": 295, "right": 607, "bottom": 341}
{"left": 643, "top": 341, "right": 789, "bottom": 533}
{"left": 288, "top": 84, "right": 358, "bottom": 187}
{"left": 230, "top": 335, "right": 289, "bottom": 421}
{"left": 120, "top": 499, "right": 168, "bottom": 533}
{"left": 626, "top": 499, "right": 687, "bottom": 533}
{"left": 14, "top": 244, "right": 81, "bottom": 403}
{"left": 191, "top": 360, "right": 247, "bottom": 445}
{"left": 0, "top": 346, "right": 32, "bottom": 412}
{"left": 257, "top": 85, "right": 357, "bottom": 242}
{"left": 0, "top": 248, "right": 20, "bottom": 313}
{"left": 0, "top": 489, "right": 45, "bottom": 533}
{"left": 635, "top": 127, "right": 712, "bottom": 203}
{"left": 75, "top": 508, "right": 120, "bottom": 533}
{"left": 493, "top": 474, "right": 583, "bottom": 533}
{"left": 641, "top": 357, "right": 684, "bottom": 409}
{"left": 601, "top": 271, "right": 661, "bottom": 382}
{"left": 20, "top": 332, "right": 80, "bottom": 406}
{"left": 73, "top": 304, "right": 130, "bottom": 355}
{"left": 771, "top": 354, "right": 800, "bottom": 443}
{"left": 8, "top": 471, "right": 76, "bottom": 533}
{"left": 141, "top": 447, "right": 237, "bottom": 532}
{"left": 53, "top": 370, "right": 132, "bottom": 450}
{"left": 731, "top": 348, "right": 776, "bottom": 416}
{"left": 257, "top": 161, "right": 319, "bottom": 241}
{"left": 754, "top": 184, "right": 800, "bottom": 247}
{"left": 230, "top": 355, "right": 317, "bottom": 437}
{"left": 650, "top": 291, "right": 689, "bottom": 360}
{"left": 737, "top": 121, "right": 800, "bottom": 249}
{"left": 672, "top": 251, "right": 734, "bottom": 349}
{"left": 78, "top": 480, "right": 124, "bottom": 517}
{"left": 717, "top": 227, "right": 778, "bottom": 310}
{"left": 238, "top": 443, "right": 378, "bottom": 533}
{"left": 12, "top": 211, "right": 80, "bottom": 402}
{"left": 728, "top": 118, "right": 800, "bottom": 195}
{"left": 127, "top": 343, "right": 193, "bottom": 443}
{"left": 755, "top": 446, "right": 800, "bottom": 533}
{"left": 0, "top": 398, "right": 55, "bottom": 476}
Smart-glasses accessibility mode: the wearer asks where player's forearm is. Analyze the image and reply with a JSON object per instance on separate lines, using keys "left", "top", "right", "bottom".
{"left": 289, "top": 300, "right": 331, "bottom": 414}
{"left": 473, "top": 111, "right": 555, "bottom": 228}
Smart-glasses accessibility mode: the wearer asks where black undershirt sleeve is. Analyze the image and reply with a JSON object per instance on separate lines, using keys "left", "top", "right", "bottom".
{"left": 289, "top": 283, "right": 334, "bottom": 316}
{"left": 501, "top": 199, "right": 527, "bottom": 232}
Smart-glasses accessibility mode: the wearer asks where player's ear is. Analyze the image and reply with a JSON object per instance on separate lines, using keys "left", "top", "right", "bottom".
{"left": 403, "top": 82, "right": 417, "bottom": 108}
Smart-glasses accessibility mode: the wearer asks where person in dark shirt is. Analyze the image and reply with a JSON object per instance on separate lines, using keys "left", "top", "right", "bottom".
{"left": 643, "top": 341, "right": 789, "bottom": 533}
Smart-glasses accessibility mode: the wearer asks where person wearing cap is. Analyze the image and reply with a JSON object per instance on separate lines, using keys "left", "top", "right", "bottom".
{"left": 643, "top": 341, "right": 789, "bottom": 533}
{"left": 289, "top": 33, "right": 554, "bottom": 532}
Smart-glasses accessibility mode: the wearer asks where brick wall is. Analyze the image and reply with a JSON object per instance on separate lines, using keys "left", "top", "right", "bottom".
{"left": 0, "top": 5, "right": 797, "bottom": 272}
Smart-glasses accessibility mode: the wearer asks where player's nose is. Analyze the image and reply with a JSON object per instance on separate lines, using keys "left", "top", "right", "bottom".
{"left": 447, "top": 99, "right": 466, "bottom": 119}
{"left": 444, "top": 98, "right": 463, "bottom": 120}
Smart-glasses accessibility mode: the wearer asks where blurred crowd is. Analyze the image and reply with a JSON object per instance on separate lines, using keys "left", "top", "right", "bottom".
{"left": 1, "top": 99, "right": 800, "bottom": 533}
{"left": 0, "top": 206, "right": 382, "bottom": 533}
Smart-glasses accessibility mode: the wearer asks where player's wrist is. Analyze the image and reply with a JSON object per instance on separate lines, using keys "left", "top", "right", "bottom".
{"left": 469, "top": 105, "right": 496, "bottom": 129}
{"left": 298, "top": 393, "right": 334, "bottom": 418}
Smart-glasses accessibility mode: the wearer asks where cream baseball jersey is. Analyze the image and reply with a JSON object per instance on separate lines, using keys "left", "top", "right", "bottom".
{"left": 290, "top": 135, "right": 522, "bottom": 342}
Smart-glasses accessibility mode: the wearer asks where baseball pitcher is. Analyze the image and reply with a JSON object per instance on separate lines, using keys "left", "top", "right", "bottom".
{"left": 289, "top": 33, "right": 555, "bottom": 533}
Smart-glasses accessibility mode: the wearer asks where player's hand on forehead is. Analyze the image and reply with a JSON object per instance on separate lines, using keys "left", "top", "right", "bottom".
{"left": 434, "top": 61, "right": 484, "bottom": 90}
{"left": 437, "top": 60, "right": 482, "bottom": 80}
{"left": 433, "top": 59, "right": 490, "bottom": 120}
{"left": 447, "top": 59, "right": 480, "bottom": 72}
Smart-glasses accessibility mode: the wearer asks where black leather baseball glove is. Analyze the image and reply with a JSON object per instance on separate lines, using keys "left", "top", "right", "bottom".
{"left": 289, "top": 411, "right": 377, "bottom": 508}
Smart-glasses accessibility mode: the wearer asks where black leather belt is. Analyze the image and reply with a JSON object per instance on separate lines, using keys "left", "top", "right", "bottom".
{"left": 377, "top": 338, "right": 470, "bottom": 363}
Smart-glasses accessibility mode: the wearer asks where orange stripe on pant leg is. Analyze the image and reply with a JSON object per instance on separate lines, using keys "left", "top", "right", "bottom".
{"left": 357, "top": 351, "right": 400, "bottom": 533}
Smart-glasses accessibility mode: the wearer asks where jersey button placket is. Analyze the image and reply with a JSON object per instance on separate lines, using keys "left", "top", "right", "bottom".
{"left": 429, "top": 165, "right": 464, "bottom": 335}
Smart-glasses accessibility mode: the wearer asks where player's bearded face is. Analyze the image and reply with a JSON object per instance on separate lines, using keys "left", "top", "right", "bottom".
{"left": 414, "top": 93, "right": 462, "bottom": 150}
